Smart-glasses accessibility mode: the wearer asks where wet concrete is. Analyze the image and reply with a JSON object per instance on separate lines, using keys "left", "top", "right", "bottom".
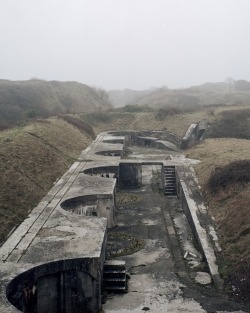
{"left": 103, "top": 164, "right": 247, "bottom": 313}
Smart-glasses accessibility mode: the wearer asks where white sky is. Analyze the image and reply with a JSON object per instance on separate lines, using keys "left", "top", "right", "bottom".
{"left": 1, "top": 0, "right": 250, "bottom": 90}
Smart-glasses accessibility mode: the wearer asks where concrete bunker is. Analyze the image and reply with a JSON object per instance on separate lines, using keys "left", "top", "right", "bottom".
{"left": 0, "top": 128, "right": 227, "bottom": 312}
{"left": 60, "top": 194, "right": 115, "bottom": 228}
{"left": 6, "top": 258, "right": 103, "bottom": 313}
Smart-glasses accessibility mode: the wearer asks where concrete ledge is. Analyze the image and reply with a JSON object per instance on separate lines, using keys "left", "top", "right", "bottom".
{"left": 177, "top": 168, "right": 223, "bottom": 288}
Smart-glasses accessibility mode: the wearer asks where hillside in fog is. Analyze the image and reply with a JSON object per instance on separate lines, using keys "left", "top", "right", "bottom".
{"left": 0, "top": 79, "right": 112, "bottom": 129}
{"left": 109, "top": 80, "right": 250, "bottom": 109}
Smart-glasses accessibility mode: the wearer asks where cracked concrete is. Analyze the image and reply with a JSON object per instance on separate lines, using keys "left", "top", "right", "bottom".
{"left": 103, "top": 164, "right": 247, "bottom": 313}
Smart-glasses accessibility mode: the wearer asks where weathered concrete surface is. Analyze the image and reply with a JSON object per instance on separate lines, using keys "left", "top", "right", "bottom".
{"left": 103, "top": 165, "right": 246, "bottom": 313}
{"left": 0, "top": 130, "right": 248, "bottom": 312}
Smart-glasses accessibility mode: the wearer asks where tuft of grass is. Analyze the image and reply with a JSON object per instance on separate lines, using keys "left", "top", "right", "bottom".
{"left": 207, "top": 160, "right": 250, "bottom": 193}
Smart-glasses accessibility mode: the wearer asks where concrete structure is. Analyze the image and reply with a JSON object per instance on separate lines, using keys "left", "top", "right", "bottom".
{"left": 0, "top": 130, "right": 247, "bottom": 312}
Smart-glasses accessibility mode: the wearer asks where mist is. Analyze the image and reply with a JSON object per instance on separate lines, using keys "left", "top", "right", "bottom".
{"left": 1, "top": 0, "right": 250, "bottom": 90}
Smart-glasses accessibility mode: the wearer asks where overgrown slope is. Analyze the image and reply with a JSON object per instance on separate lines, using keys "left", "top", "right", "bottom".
{"left": 132, "top": 81, "right": 250, "bottom": 109}
{"left": 187, "top": 139, "right": 250, "bottom": 302}
{"left": 0, "top": 79, "right": 112, "bottom": 129}
{"left": 81, "top": 110, "right": 212, "bottom": 138}
{"left": 0, "top": 117, "right": 93, "bottom": 243}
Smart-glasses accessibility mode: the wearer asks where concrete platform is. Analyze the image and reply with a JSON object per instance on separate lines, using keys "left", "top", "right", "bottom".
{"left": 0, "top": 130, "right": 247, "bottom": 312}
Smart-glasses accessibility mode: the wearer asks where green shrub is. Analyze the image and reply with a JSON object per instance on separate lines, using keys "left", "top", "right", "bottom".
{"left": 81, "top": 112, "right": 112, "bottom": 124}
{"left": 122, "top": 104, "right": 150, "bottom": 113}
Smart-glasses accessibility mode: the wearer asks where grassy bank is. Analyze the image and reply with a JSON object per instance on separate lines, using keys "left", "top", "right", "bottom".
{"left": 187, "top": 138, "right": 250, "bottom": 302}
{"left": 0, "top": 116, "right": 92, "bottom": 243}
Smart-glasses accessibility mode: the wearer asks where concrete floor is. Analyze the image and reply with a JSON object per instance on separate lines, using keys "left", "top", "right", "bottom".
{"left": 103, "top": 159, "right": 247, "bottom": 313}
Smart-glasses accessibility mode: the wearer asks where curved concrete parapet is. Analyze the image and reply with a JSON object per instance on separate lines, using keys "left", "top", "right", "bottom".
{"left": 95, "top": 150, "right": 122, "bottom": 157}
{"left": 102, "top": 138, "right": 125, "bottom": 144}
{"left": 61, "top": 194, "right": 116, "bottom": 228}
{"left": 6, "top": 258, "right": 103, "bottom": 313}
{"left": 82, "top": 165, "right": 118, "bottom": 178}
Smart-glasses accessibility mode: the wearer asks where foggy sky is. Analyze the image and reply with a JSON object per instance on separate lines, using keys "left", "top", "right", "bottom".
{"left": 1, "top": 0, "right": 250, "bottom": 90}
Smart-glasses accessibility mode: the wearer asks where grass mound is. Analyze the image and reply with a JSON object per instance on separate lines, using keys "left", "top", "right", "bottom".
{"left": 0, "top": 117, "right": 91, "bottom": 244}
{"left": 207, "top": 108, "right": 250, "bottom": 139}
{"left": 187, "top": 139, "right": 250, "bottom": 303}
{"left": 61, "top": 115, "right": 95, "bottom": 139}
{"left": 208, "top": 160, "right": 250, "bottom": 193}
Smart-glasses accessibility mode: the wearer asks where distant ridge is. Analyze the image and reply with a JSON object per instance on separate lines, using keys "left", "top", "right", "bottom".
{"left": 0, "top": 79, "right": 112, "bottom": 129}
{"left": 109, "top": 80, "right": 250, "bottom": 108}
{"left": 109, "top": 87, "right": 157, "bottom": 107}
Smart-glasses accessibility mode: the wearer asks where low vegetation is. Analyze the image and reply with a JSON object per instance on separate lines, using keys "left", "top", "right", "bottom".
{"left": 0, "top": 117, "right": 92, "bottom": 244}
{"left": 82, "top": 109, "right": 213, "bottom": 138}
{"left": 119, "top": 80, "right": 250, "bottom": 109}
{"left": 61, "top": 115, "right": 95, "bottom": 139}
{"left": 187, "top": 139, "right": 250, "bottom": 302}
{"left": 122, "top": 104, "right": 151, "bottom": 113}
{"left": 206, "top": 108, "right": 250, "bottom": 139}
{"left": 0, "top": 79, "right": 112, "bottom": 130}
{"left": 155, "top": 106, "right": 184, "bottom": 120}
{"left": 207, "top": 160, "right": 250, "bottom": 193}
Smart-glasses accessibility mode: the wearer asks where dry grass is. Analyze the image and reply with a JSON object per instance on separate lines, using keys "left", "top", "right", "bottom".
{"left": 83, "top": 110, "right": 214, "bottom": 138}
{"left": 187, "top": 138, "right": 250, "bottom": 186}
{"left": 187, "top": 138, "right": 250, "bottom": 300}
{"left": 130, "top": 111, "right": 212, "bottom": 137}
{"left": 0, "top": 117, "right": 91, "bottom": 243}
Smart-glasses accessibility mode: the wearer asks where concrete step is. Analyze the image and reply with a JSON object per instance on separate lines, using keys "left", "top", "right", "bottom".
{"left": 104, "top": 260, "right": 127, "bottom": 293}
{"left": 104, "top": 286, "right": 126, "bottom": 292}
{"left": 103, "top": 269, "right": 126, "bottom": 274}
{"left": 164, "top": 166, "right": 177, "bottom": 196}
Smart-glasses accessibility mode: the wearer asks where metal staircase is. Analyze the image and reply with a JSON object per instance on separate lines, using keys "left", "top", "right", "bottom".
{"left": 164, "top": 166, "right": 177, "bottom": 196}
{"left": 103, "top": 260, "right": 127, "bottom": 293}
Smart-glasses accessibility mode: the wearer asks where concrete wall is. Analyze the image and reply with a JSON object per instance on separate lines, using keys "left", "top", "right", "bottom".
{"left": 6, "top": 257, "right": 104, "bottom": 313}
{"left": 181, "top": 120, "right": 208, "bottom": 149}
{"left": 161, "top": 131, "right": 183, "bottom": 148}
{"left": 175, "top": 168, "right": 222, "bottom": 288}
{"left": 118, "top": 163, "right": 142, "bottom": 189}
